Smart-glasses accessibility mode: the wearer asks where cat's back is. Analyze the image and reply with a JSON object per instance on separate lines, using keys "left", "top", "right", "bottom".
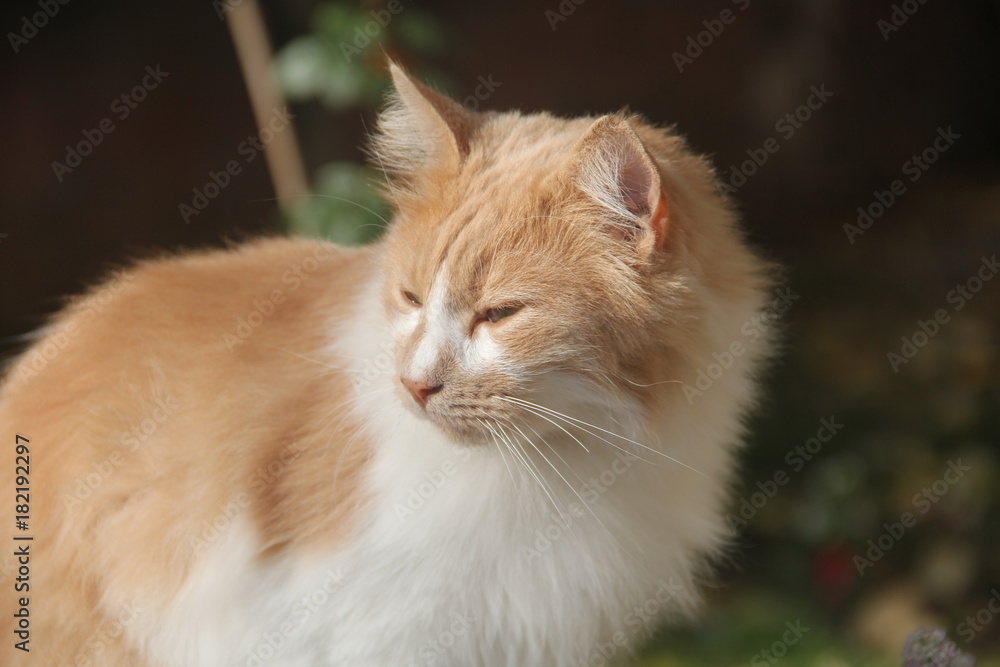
{"left": 0, "top": 236, "right": 373, "bottom": 666}
{"left": 1, "top": 235, "right": 369, "bottom": 447}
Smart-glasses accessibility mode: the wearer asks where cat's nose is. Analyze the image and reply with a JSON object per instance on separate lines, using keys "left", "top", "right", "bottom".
{"left": 400, "top": 377, "right": 443, "bottom": 407}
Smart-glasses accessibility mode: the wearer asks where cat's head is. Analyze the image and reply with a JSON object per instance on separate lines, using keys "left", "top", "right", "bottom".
{"left": 370, "top": 65, "right": 764, "bottom": 444}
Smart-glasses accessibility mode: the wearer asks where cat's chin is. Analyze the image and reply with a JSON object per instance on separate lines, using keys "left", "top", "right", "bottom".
{"left": 421, "top": 414, "right": 495, "bottom": 447}
{"left": 404, "top": 404, "right": 498, "bottom": 446}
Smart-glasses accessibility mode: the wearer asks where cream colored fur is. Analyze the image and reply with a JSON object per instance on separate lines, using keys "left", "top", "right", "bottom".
{"left": 0, "top": 65, "right": 773, "bottom": 666}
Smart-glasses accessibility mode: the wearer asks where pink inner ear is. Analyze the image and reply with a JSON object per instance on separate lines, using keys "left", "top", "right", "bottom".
{"left": 619, "top": 153, "right": 655, "bottom": 217}
{"left": 619, "top": 143, "right": 668, "bottom": 247}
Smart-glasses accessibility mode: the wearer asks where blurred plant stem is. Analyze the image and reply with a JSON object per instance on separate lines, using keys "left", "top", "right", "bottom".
{"left": 225, "top": 0, "right": 309, "bottom": 215}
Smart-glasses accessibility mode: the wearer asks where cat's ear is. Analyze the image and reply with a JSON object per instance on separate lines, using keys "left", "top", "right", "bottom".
{"left": 372, "top": 63, "right": 475, "bottom": 180}
{"left": 572, "top": 116, "right": 669, "bottom": 255}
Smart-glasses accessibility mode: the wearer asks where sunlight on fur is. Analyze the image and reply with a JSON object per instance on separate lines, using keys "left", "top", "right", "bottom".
{"left": 0, "top": 64, "right": 774, "bottom": 666}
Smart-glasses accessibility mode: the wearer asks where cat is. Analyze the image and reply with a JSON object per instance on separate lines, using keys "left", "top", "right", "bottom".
{"left": 0, "top": 64, "right": 774, "bottom": 666}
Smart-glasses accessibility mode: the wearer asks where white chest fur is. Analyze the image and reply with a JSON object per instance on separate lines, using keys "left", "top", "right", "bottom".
{"left": 143, "top": 420, "right": 713, "bottom": 666}
{"left": 138, "top": 289, "right": 753, "bottom": 666}
{"left": 308, "top": 408, "right": 711, "bottom": 667}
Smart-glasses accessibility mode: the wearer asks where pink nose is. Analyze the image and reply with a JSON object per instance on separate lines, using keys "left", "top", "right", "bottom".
{"left": 401, "top": 378, "right": 443, "bottom": 407}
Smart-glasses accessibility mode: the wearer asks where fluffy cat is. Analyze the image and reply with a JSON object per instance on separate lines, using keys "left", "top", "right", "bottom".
{"left": 0, "top": 65, "right": 773, "bottom": 666}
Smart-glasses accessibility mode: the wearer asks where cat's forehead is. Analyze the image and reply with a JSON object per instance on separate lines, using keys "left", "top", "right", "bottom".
{"left": 395, "top": 199, "right": 553, "bottom": 277}
{"left": 473, "top": 114, "right": 593, "bottom": 175}
{"left": 384, "top": 113, "right": 612, "bottom": 297}
{"left": 389, "top": 198, "right": 602, "bottom": 317}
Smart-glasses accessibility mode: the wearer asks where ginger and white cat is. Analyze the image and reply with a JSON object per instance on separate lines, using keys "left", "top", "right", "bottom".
{"left": 0, "top": 65, "right": 773, "bottom": 666}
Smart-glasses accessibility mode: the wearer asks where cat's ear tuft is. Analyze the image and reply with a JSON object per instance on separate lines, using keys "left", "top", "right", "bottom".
{"left": 371, "top": 63, "right": 475, "bottom": 184}
{"left": 572, "top": 116, "right": 669, "bottom": 256}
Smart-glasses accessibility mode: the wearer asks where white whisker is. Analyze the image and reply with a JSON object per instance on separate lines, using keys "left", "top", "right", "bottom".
{"left": 508, "top": 399, "right": 658, "bottom": 467}
{"left": 495, "top": 421, "right": 565, "bottom": 525}
{"left": 478, "top": 417, "right": 519, "bottom": 492}
{"left": 497, "top": 395, "right": 705, "bottom": 477}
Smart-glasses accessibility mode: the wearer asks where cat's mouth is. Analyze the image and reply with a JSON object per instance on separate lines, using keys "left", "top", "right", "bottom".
{"left": 405, "top": 392, "right": 524, "bottom": 445}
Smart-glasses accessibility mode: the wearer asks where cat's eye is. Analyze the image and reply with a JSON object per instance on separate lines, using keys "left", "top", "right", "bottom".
{"left": 402, "top": 290, "right": 422, "bottom": 306}
{"left": 483, "top": 304, "right": 521, "bottom": 324}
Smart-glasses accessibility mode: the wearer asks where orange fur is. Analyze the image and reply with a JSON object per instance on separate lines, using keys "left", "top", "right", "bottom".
{"left": 377, "top": 102, "right": 769, "bottom": 428}
{"left": 0, "top": 65, "right": 772, "bottom": 666}
{"left": 0, "top": 238, "right": 376, "bottom": 665}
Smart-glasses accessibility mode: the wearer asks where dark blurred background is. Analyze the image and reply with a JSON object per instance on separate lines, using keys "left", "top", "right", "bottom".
{"left": 2, "top": 1, "right": 998, "bottom": 664}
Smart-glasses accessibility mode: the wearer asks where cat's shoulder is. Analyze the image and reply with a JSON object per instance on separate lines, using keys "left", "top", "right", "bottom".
{"left": 62, "top": 235, "right": 368, "bottom": 320}
{"left": 113, "top": 235, "right": 363, "bottom": 290}
{"left": 3, "top": 236, "right": 373, "bottom": 390}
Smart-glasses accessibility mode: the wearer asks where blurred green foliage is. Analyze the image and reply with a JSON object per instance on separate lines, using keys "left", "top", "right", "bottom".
{"left": 286, "top": 161, "right": 387, "bottom": 245}
{"left": 274, "top": 0, "right": 451, "bottom": 245}
{"left": 275, "top": 2, "right": 448, "bottom": 110}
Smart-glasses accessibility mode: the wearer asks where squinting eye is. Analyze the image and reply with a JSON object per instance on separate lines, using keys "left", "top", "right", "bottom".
{"left": 484, "top": 305, "right": 521, "bottom": 324}
{"left": 402, "top": 290, "right": 422, "bottom": 306}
